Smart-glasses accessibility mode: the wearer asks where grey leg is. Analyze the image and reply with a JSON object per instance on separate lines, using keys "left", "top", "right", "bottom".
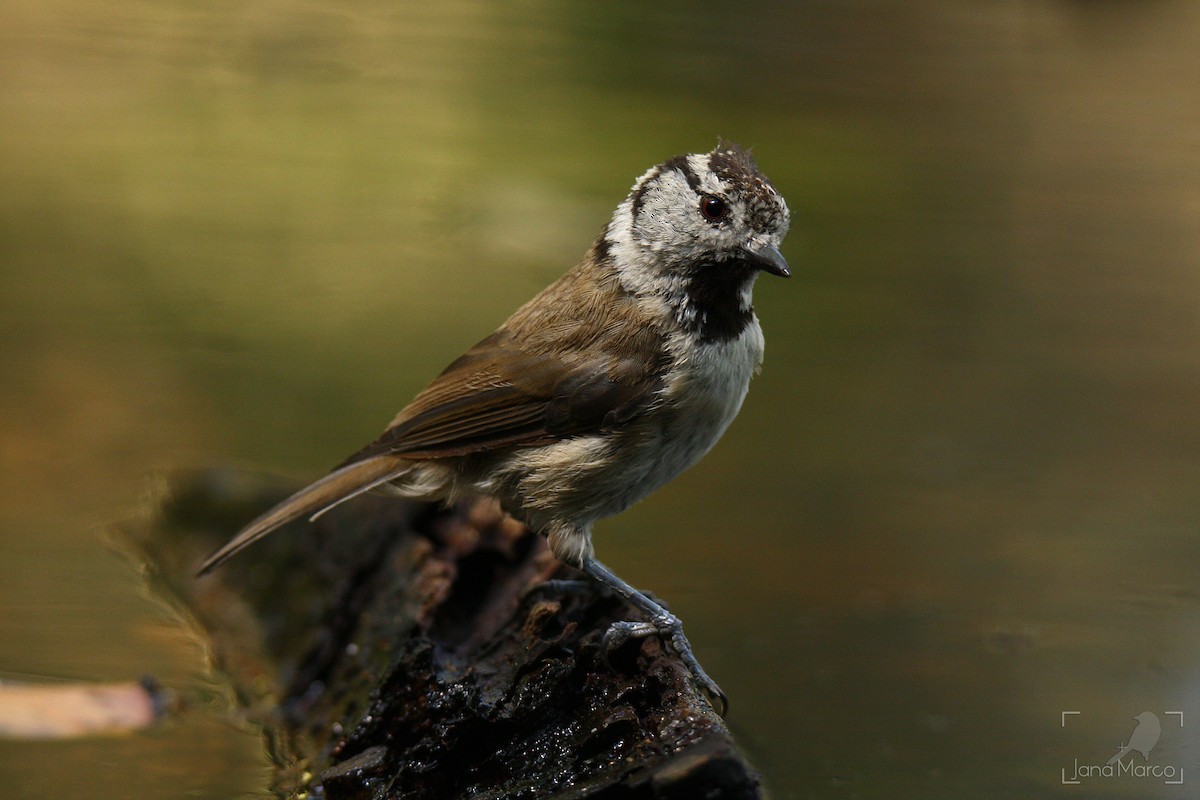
{"left": 580, "top": 557, "right": 727, "bottom": 715}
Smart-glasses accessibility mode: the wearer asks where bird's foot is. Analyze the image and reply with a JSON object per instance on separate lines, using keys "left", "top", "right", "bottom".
{"left": 601, "top": 611, "right": 728, "bottom": 716}
{"left": 520, "top": 577, "right": 591, "bottom": 609}
{"left": 533, "top": 578, "right": 591, "bottom": 594}
{"left": 579, "top": 557, "right": 727, "bottom": 715}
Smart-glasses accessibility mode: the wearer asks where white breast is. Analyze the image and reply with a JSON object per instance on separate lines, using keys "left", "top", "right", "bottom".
{"left": 553, "top": 316, "right": 765, "bottom": 526}
{"left": 649, "top": 318, "right": 765, "bottom": 485}
{"left": 475, "top": 315, "right": 765, "bottom": 550}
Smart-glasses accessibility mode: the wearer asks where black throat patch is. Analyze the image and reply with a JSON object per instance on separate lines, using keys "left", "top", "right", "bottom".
{"left": 679, "top": 260, "right": 757, "bottom": 344}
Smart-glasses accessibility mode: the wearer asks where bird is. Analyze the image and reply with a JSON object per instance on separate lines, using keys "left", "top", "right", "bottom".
{"left": 1107, "top": 711, "right": 1161, "bottom": 765}
{"left": 197, "top": 142, "right": 791, "bottom": 712}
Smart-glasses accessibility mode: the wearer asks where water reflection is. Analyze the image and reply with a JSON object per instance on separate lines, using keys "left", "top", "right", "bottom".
{"left": 2, "top": 1, "right": 1198, "bottom": 797}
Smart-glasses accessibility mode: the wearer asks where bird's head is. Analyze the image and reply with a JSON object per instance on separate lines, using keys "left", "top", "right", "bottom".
{"left": 1133, "top": 711, "right": 1160, "bottom": 727}
{"left": 604, "top": 143, "right": 791, "bottom": 339}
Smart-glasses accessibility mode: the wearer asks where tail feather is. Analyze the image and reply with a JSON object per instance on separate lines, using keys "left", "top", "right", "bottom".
{"left": 196, "top": 455, "right": 405, "bottom": 575}
{"left": 307, "top": 468, "right": 403, "bottom": 523}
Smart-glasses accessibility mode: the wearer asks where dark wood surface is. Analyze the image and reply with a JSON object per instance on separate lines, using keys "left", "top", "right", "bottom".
{"left": 131, "top": 469, "right": 763, "bottom": 799}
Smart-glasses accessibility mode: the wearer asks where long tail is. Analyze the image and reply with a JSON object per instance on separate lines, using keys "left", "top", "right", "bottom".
{"left": 196, "top": 455, "right": 405, "bottom": 575}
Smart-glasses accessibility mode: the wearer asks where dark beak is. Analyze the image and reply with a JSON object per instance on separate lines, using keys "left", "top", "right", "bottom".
{"left": 741, "top": 244, "right": 791, "bottom": 278}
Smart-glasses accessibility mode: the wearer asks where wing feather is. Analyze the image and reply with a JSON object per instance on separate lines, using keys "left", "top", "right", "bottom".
{"left": 199, "top": 244, "right": 668, "bottom": 575}
{"left": 342, "top": 321, "right": 667, "bottom": 464}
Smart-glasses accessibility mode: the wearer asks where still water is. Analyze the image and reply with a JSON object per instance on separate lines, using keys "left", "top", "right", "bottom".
{"left": 2, "top": 1, "right": 1199, "bottom": 797}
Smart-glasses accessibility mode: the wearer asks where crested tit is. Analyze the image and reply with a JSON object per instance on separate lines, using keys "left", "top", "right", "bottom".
{"left": 199, "top": 143, "right": 791, "bottom": 712}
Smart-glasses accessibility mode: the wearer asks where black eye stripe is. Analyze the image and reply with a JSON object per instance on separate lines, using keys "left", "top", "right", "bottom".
{"left": 629, "top": 166, "right": 662, "bottom": 219}
{"left": 631, "top": 158, "right": 704, "bottom": 222}
{"left": 662, "top": 155, "right": 703, "bottom": 195}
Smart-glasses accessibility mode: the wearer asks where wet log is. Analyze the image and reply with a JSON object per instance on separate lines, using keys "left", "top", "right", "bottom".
{"left": 130, "top": 469, "right": 763, "bottom": 799}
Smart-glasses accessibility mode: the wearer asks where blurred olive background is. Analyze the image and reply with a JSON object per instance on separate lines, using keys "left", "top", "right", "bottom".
{"left": 2, "top": 1, "right": 1200, "bottom": 798}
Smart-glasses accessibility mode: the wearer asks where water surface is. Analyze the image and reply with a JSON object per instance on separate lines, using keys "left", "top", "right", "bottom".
{"left": 2, "top": 2, "right": 1199, "bottom": 797}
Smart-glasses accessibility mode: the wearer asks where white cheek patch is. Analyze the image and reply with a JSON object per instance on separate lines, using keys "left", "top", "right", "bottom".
{"left": 634, "top": 170, "right": 694, "bottom": 246}
{"left": 605, "top": 169, "right": 696, "bottom": 298}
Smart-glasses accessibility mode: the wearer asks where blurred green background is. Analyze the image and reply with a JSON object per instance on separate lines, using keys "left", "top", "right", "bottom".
{"left": 2, "top": 1, "right": 1199, "bottom": 797}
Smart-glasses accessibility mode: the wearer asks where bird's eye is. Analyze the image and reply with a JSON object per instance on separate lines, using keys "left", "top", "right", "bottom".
{"left": 699, "top": 194, "right": 729, "bottom": 223}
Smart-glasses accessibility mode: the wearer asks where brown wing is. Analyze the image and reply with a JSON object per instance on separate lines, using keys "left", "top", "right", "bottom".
{"left": 198, "top": 251, "right": 666, "bottom": 576}
{"left": 198, "top": 319, "right": 667, "bottom": 576}
{"left": 341, "top": 327, "right": 667, "bottom": 464}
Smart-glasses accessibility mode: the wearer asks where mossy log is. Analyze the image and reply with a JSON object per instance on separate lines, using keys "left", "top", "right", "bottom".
{"left": 131, "top": 469, "right": 764, "bottom": 799}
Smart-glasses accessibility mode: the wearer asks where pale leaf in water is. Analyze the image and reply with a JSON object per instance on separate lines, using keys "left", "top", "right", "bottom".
{"left": 0, "top": 681, "right": 159, "bottom": 739}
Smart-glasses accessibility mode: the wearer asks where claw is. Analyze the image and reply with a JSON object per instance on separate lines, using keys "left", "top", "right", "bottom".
{"left": 598, "top": 611, "right": 728, "bottom": 715}
{"left": 580, "top": 558, "right": 729, "bottom": 716}
{"left": 599, "top": 620, "right": 655, "bottom": 668}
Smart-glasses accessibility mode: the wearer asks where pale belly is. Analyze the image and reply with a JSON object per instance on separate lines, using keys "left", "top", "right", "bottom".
{"left": 485, "top": 322, "right": 765, "bottom": 535}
